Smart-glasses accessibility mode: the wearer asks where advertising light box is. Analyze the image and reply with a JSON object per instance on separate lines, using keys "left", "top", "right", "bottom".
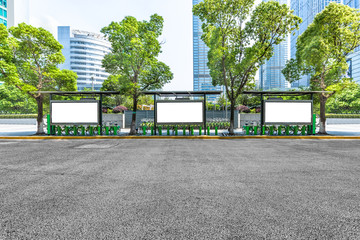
{"left": 264, "top": 100, "right": 312, "bottom": 125}
{"left": 156, "top": 101, "right": 203, "bottom": 124}
{"left": 51, "top": 101, "right": 99, "bottom": 125}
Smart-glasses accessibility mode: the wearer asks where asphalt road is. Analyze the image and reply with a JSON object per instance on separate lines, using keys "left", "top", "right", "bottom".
{"left": 0, "top": 139, "right": 359, "bottom": 239}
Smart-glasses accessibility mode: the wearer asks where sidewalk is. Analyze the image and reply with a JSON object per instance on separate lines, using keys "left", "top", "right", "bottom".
{"left": 1, "top": 124, "right": 360, "bottom": 137}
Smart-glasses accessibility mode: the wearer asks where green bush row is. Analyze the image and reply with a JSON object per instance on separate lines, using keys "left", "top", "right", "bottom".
{"left": 326, "top": 114, "right": 360, "bottom": 118}
{"left": 0, "top": 114, "right": 37, "bottom": 119}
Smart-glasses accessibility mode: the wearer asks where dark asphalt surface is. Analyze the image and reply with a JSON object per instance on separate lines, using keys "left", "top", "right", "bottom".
{"left": 0, "top": 139, "right": 359, "bottom": 239}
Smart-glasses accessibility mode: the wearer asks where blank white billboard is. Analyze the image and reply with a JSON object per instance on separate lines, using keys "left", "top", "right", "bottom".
{"left": 157, "top": 101, "right": 203, "bottom": 124}
{"left": 265, "top": 101, "right": 312, "bottom": 124}
{"left": 51, "top": 101, "right": 99, "bottom": 124}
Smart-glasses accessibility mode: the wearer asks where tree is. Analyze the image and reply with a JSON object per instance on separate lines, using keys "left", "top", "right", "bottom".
{"left": 0, "top": 84, "right": 37, "bottom": 114}
{"left": 193, "top": 0, "right": 301, "bottom": 134}
{"left": 101, "top": 14, "right": 173, "bottom": 135}
{"left": 282, "top": 3, "right": 360, "bottom": 133}
{"left": 326, "top": 82, "right": 360, "bottom": 114}
{"left": 0, "top": 23, "right": 77, "bottom": 134}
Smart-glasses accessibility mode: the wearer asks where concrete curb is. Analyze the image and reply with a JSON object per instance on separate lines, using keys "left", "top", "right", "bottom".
{"left": 1, "top": 135, "right": 360, "bottom": 140}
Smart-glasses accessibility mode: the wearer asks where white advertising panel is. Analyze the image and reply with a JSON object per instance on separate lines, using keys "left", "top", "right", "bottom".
{"left": 265, "top": 101, "right": 312, "bottom": 124}
{"left": 156, "top": 101, "right": 203, "bottom": 124}
{"left": 51, "top": 101, "right": 99, "bottom": 124}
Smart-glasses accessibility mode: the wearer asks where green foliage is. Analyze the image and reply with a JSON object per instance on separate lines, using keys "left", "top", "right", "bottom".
{"left": 0, "top": 114, "right": 37, "bottom": 119}
{"left": 193, "top": 0, "right": 301, "bottom": 133}
{"left": 282, "top": 3, "right": 360, "bottom": 133}
{"left": 326, "top": 114, "right": 360, "bottom": 118}
{"left": 0, "top": 84, "right": 37, "bottom": 113}
{"left": 101, "top": 15, "right": 173, "bottom": 134}
{"left": 0, "top": 23, "right": 77, "bottom": 134}
{"left": 326, "top": 82, "right": 360, "bottom": 113}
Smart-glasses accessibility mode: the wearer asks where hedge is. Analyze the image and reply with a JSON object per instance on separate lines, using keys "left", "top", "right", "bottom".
{"left": 326, "top": 114, "right": 360, "bottom": 118}
{"left": 0, "top": 114, "right": 37, "bottom": 119}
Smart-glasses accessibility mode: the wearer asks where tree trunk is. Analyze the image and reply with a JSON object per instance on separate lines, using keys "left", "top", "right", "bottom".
{"left": 129, "top": 95, "right": 138, "bottom": 135}
{"left": 319, "top": 94, "right": 327, "bottom": 134}
{"left": 36, "top": 96, "right": 45, "bottom": 135}
{"left": 229, "top": 100, "right": 235, "bottom": 135}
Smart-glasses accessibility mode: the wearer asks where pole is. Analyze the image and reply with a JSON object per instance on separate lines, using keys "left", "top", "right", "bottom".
{"left": 203, "top": 94, "right": 206, "bottom": 132}
{"left": 99, "top": 93, "right": 103, "bottom": 135}
{"left": 154, "top": 94, "right": 157, "bottom": 135}
{"left": 260, "top": 93, "right": 264, "bottom": 136}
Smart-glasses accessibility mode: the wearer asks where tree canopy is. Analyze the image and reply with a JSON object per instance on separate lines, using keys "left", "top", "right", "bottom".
{"left": 101, "top": 14, "right": 173, "bottom": 134}
{"left": 0, "top": 23, "right": 77, "bottom": 134}
{"left": 282, "top": 2, "right": 360, "bottom": 133}
{"left": 193, "top": 0, "right": 301, "bottom": 134}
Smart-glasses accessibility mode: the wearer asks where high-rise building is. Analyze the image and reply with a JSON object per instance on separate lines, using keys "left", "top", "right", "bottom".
{"left": 0, "top": 0, "right": 7, "bottom": 27}
{"left": 193, "top": 0, "right": 223, "bottom": 101}
{"left": 259, "top": 0, "right": 290, "bottom": 90}
{"left": 7, "top": 0, "right": 29, "bottom": 27}
{"left": 344, "top": 0, "right": 360, "bottom": 83}
{"left": 290, "top": 0, "right": 344, "bottom": 87}
{"left": 58, "top": 26, "right": 111, "bottom": 91}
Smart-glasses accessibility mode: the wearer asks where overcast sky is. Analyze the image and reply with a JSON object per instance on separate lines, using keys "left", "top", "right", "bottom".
{"left": 29, "top": 0, "right": 194, "bottom": 91}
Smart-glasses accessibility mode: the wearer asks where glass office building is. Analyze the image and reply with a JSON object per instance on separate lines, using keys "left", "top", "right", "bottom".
{"left": 0, "top": 0, "right": 7, "bottom": 27}
{"left": 290, "top": 0, "right": 345, "bottom": 87}
{"left": 259, "top": 0, "right": 290, "bottom": 90}
{"left": 58, "top": 26, "right": 111, "bottom": 91}
{"left": 193, "top": 0, "right": 223, "bottom": 102}
{"left": 344, "top": 0, "right": 360, "bottom": 83}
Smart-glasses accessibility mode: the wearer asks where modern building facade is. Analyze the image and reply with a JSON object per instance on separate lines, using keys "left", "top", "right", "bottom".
{"left": 259, "top": 0, "right": 290, "bottom": 90}
{"left": 7, "top": 0, "right": 29, "bottom": 27}
{"left": 58, "top": 26, "right": 111, "bottom": 91}
{"left": 0, "top": 0, "right": 7, "bottom": 27}
{"left": 344, "top": 0, "right": 360, "bottom": 82}
{"left": 193, "top": 0, "right": 223, "bottom": 101}
{"left": 289, "top": 0, "right": 360, "bottom": 87}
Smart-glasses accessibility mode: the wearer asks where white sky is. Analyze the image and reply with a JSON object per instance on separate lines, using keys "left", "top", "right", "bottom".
{"left": 28, "top": 0, "right": 262, "bottom": 91}
{"left": 29, "top": 0, "right": 194, "bottom": 91}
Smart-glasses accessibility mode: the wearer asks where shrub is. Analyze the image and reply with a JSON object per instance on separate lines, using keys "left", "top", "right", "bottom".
{"left": 236, "top": 105, "right": 250, "bottom": 113}
{"left": 113, "top": 105, "right": 128, "bottom": 113}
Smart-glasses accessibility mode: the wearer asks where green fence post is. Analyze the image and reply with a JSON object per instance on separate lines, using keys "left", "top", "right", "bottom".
{"left": 215, "top": 126, "right": 218, "bottom": 136}
{"left": 191, "top": 126, "right": 194, "bottom": 136}
{"left": 207, "top": 126, "right": 210, "bottom": 135}
{"left": 47, "top": 114, "right": 51, "bottom": 135}
{"left": 199, "top": 126, "right": 202, "bottom": 135}
{"left": 142, "top": 126, "right": 146, "bottom": 135}
{"left": 278, "top": 126, "right": 282, "bottom": 136}
{"left": 57, "top": 126, "right": 61, "bottom": 136}
{"left": 293, "top": 126, "right": 298, "bottom": 135}
{"left": 269, "top": 126, "right": 274, "bottom": 136}
{"left": 65, "top": 126, "right": 69, "bottom": 136}
{"left": 301, "top": 125, "right": 306, "bottom": 135}
{"left": 81, "top": 126, "right": 85, "bottom": 136}
{"left": 97, "top": 126, "right": 101, "bottom": 135}
{"left": 113, "top": 126, "right": 118, "bottom": 135}
{"left": 51, "top": 125, "right": 55, "bottom": 135}
{"left": 262, "top": 126, "right": 266, "bottom": 135}
{"left": 285, "top": 126, "right": 290, "bottom": 136}
{"left": 254, "top": 126, "right": 258, "bottom": 135}
{"left": 167, "top": 126, "right": 170, "bottom": 136}
{"left": 313, "top": 114, "right": 316, "bottom": 135}
{"left": 89, "top": 126, "right": 93, "bottom": 136}
{"left": 175, "top": 126, "right": 178, "bottom": 136}
{"left": 73, "top": 126, "right": 77, "bottom": 136}
{"left": 183, "top": 127, "right": 186, "bottom": 136}
{"left": 245, "top": 126, "right": 250, "bottom": 135}
{"left": 159, "top": 126, "right": 162, "bottom": 135}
